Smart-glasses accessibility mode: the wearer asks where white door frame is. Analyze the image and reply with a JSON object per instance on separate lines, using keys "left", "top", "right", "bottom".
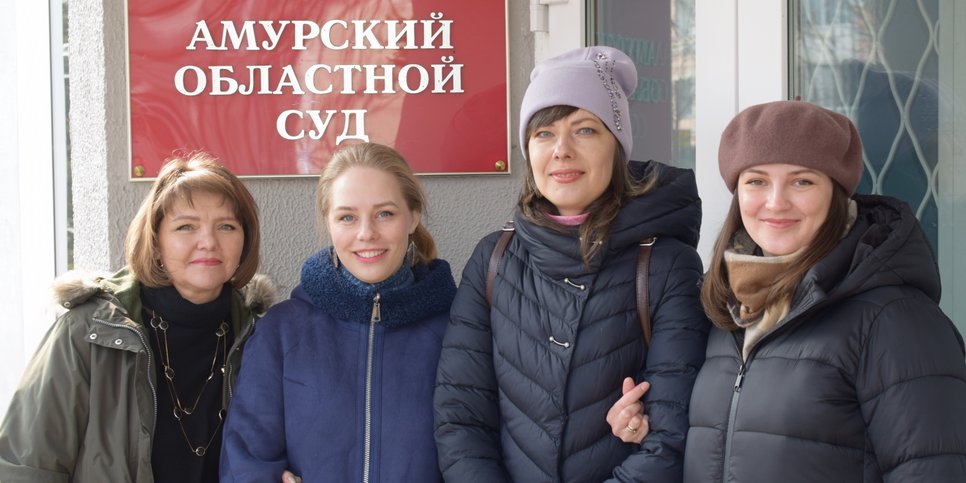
{"left": 0, "top": 0, "right": 60, "bottom": 419}
{"left": 695, "top": 0, "right": 787, "bottom": 261}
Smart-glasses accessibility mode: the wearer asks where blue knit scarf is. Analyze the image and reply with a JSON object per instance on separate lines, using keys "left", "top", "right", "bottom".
{"left": 300, "top": 248, "right": 457, "bottom": 329}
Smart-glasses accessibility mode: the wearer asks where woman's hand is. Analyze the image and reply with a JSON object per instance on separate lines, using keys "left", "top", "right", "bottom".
{"left": 282, "top": 470, "right": 302, "bottom": 483}
{"left": 606, "top": 377, "right": 650, "bottom": 444}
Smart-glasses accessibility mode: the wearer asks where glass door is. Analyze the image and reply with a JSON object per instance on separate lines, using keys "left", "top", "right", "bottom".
{"left": 589, "top": 0, "right": 696, "bottom": 169}
{"left": 790, "top": 0, "right": 966, "bottom": 332}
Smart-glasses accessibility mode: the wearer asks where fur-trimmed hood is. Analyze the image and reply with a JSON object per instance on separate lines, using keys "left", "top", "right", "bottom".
{"left": 238, "top": 273, "right": 278, "bottom": 315}
{"left": 52, "top": 268, "right": 278, "bottom": 315}
{"left": 0, "top": 267, "right": 279, "bottom": 482}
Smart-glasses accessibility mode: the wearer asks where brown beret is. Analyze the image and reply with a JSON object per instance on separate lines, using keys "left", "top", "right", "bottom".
{"left": 718, "top": 100, "right": 864, "bottom": 195}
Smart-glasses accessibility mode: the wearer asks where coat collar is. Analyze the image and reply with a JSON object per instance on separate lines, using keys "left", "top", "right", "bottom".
{"left": 298, "top": 249, "right": 456, "bottom": 329}
{"left": 514, "top": 160, "right": 702, "bottom": 278}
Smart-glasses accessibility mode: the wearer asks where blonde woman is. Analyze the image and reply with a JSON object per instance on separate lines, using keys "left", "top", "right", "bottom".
{"left": 221, "top": 143, "right": 455, "bottom": 482}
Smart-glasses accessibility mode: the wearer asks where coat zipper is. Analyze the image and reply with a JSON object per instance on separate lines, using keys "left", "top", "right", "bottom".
{"left": 720, "top": 313, "right": 802, "bottom": 482}
{"left": 225, "top": 313, "right": 256, "bottom": 401}
{"left": 722, "top": 341, "right": 746, "bottom": 483}
{"left": 720, "top": 302, "right": 824, "bottom": 482}
{"left": 363, "top": 293, "right": 381, "bottom": 483}
{"left": 93, "top": 319, "right": 158, "bottom": 433}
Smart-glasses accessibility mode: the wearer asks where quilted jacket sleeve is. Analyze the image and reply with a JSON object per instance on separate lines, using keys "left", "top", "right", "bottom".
{"left": 220, "top": 311, "right": 290, "bottom": 483}
{"left": 857, "top": 293, "right": 966, "bottom": 481}
{"left": 608, "top": 241, "right": 711, "bottom": 483}
{"left": 433, "top": 233, "right": 509, "bottom": 483}
{"left": 0, "top": 312, "right": 90, "bottom": 483}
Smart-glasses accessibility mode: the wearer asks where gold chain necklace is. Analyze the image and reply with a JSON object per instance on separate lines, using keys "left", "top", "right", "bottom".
{"left": 147, "top": 308, "right": 229, "bottom": 457}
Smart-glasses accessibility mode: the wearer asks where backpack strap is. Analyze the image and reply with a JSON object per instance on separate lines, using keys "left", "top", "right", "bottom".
{"left": 636, "top": 237, "right": 657, "bottom": 348}
{"left": 485, "top": 221, "right": 515, "bottom": 306}
{"left": 485, "top": 222, "right": 656, "bottom": 350}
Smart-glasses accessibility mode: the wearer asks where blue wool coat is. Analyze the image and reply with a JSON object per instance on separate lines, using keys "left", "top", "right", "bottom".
{"left": 220, "top": 253, "right": 456, "bottom": 483}
{"left": 435, "top": 161, "right": 711, "bottom": 482}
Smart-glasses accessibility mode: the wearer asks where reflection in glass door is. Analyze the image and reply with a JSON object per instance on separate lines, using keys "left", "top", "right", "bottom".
{"left": 790, "top": 0, "right": 965, "bottom": 330}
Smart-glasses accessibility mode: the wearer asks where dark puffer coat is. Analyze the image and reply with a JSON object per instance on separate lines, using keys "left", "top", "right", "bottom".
{"left": 684, "top": 195, "right": 966, "bottom": 482}
{"left": 435, "top": 161, "right": 710, "bottom": 482}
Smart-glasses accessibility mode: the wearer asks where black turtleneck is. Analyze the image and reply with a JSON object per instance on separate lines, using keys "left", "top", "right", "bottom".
{"left": 141, "top": 284, "right": 234, "bottom": 483}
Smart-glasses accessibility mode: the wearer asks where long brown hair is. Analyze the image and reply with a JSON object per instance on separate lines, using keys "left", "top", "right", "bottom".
{"left": 316, "top": 142, "right": 437, "bottom": 265}
{"left": 701, "top": 183, "right": 851, "bottom": 329}
{"left": 520, "top": 105, "right": 656, "bottom": 267}
{"left": 126, "top": 152, "right": 260, "bottom": 288}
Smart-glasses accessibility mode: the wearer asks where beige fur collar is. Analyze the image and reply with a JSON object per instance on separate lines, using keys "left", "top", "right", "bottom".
{"left": 51, "top": 271, "right": 112, "bottom": 308}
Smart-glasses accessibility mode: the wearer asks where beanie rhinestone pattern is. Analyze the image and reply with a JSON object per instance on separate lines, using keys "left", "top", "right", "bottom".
{"left": 592, "top": 51, "right": 624, "bottom": 132}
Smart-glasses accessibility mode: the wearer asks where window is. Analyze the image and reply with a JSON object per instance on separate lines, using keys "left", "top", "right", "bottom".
{"left": 790, "top": 0, "right": 966, "bottom": 329}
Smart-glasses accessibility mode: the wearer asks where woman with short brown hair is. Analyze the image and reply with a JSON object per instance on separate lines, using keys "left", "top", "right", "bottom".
{"left": 0, "top": 152, "right": 273, "bottom": 483}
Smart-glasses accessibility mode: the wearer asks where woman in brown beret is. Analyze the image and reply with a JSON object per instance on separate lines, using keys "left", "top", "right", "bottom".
{"left": 679, "top": 100, "right": 966, "bottom": 481}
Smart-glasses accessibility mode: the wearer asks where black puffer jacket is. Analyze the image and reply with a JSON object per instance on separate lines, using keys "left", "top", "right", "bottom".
{"left": 684, "top": 195, "right": 966, "bottom": 482}
{"left": 435, "top": 161, "right": 710, "bottom": 482}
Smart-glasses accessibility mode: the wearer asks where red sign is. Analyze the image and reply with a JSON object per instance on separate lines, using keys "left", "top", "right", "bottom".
{"left": 127, "top": 1, "right": 509, "bottom": 178}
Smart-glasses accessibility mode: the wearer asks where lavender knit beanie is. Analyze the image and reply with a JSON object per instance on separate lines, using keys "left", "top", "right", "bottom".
{"left": 718, "top": 100, "right": 864, "bottom": 195}
{"left": 519, "top": 46, "right": 638, "bottom": 159}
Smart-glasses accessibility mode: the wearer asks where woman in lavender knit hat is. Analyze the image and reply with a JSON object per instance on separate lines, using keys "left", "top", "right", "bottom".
{"left": 434, "top": 45, "right": 710, "bottom": 482}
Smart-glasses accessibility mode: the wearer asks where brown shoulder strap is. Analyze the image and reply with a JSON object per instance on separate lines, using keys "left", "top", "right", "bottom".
{"left": 636, "top": 237, "right": 657, "bottom": 348}
{"left": 486, "top": 222, "right": 515, "bottom": 306}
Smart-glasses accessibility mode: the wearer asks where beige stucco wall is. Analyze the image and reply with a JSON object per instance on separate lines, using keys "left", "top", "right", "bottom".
{"left": 69, "top": 0, "right": 532, "bottom": 295}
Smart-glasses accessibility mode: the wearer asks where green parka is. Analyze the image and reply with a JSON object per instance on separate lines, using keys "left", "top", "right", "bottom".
{"left": 0, "top": 267, "right": 274, "bottom": 483}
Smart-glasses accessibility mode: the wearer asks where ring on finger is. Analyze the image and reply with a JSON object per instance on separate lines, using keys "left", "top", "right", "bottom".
{"left": 625, "top": 424, "right": 638, "bottom": 434}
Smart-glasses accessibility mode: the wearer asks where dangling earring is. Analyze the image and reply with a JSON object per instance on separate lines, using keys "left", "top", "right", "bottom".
{"left": 331, "top": 247, "right": 340, "bottom": 269}
{"left": 407, "top": 237, "right": 417, "bottom": 268}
